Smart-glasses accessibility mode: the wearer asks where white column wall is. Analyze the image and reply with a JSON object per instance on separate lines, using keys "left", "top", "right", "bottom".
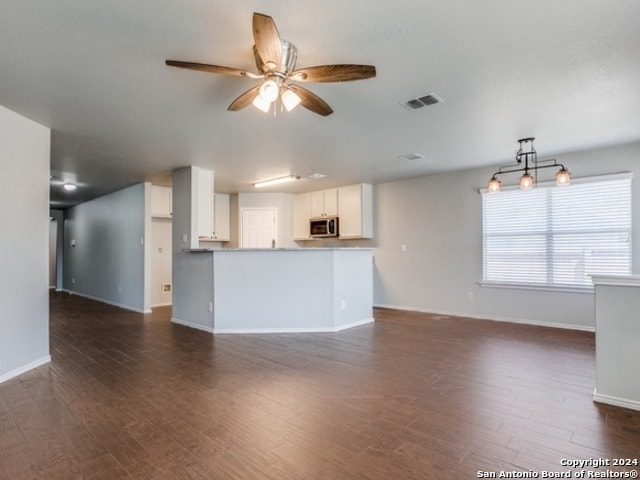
{"left": 0, "top": 105, "right": 51, "bottom": 382}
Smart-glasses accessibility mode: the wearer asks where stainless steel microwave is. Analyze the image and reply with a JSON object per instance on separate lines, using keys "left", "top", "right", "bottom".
{"left": 310, "top": 217, "right": 339, "bottom": 238}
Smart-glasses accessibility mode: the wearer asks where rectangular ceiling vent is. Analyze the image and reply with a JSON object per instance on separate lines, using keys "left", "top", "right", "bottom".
{"left": 400, "top": 93, "right": 443, "bottom": 111}
{"left": 398, "top": 153, "right": 425, "bottom": 161}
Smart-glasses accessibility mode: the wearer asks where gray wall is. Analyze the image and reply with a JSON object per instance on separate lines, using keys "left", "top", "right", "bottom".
{"left": 0, "top": 105, "right": 50, "bottom": 382}
{"left": 372, "top": 141, "right": 640, "bottom": 330}
{"left": 63, "top": 183, "right": 149, "bottom": 312}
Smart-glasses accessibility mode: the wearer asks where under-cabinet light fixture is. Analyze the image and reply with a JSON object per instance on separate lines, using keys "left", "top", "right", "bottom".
{"left": 254, "top": 175, "right": 301, "bottom": 188}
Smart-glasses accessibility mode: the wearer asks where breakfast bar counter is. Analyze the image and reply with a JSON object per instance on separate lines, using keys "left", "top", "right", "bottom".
{"left": 172, "top": 248, "right": 374, "bottom": 334}
{"left": 592, "top": 274, "right": 640, "bottom": 411}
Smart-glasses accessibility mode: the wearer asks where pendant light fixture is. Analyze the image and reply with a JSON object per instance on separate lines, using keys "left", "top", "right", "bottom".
{"left": 487, "top": 138, "right": 571, "bottom": 193}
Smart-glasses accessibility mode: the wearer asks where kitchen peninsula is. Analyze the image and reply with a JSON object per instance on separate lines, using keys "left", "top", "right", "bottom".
{"left": 170, "top": 166, "right": 374, "bottom": 333}
{"left": 172, "top": 248, "right": 374, "bottom": 333}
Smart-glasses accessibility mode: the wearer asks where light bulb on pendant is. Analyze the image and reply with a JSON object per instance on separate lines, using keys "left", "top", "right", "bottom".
{"left": 519, "top": 173, "right": 534, "bottom": 190}
{"left": 487, "top": 176, "right": 501, "bottom": 193}
{"left": 556, "top": 167, "right": 570, "bottom": 186}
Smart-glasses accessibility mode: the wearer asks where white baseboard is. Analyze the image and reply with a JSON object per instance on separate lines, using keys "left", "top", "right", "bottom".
{"left": 593, "top": 389, "right": 640, "bottom": 412}
{"left": 62, "top": 290, "right": 149, "bottom": 314}
{"left": 151, "top": 302, "right": 172, "bottom": 308}
{"left": 334, "top": 317, "right": 375, "bottom": 332}
{"left": 214, "top": 317, "right": 374, "bottom": 334}
{"left": 0, "top": 355, "right": 51, "bottom": 385}
{"left": 171, "top": 317, "right": 214, "bottom": 333}
{"left": 374, "top": 303, "right": 595, "bottom": 332}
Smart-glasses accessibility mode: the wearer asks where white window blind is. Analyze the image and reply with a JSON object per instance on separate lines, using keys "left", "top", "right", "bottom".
{"left": 482, "top": 173, "right": 632, "bottom": 289}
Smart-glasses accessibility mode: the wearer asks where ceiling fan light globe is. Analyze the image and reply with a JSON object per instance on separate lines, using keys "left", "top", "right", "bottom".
{"left": 252, "top": 95, "right": 271, "bottom": 113}
{"left": 259, "top": 79, "right": 279, "bottom": 102}
{"left": 282, "top": 89, "right": 301, "bottom": 111}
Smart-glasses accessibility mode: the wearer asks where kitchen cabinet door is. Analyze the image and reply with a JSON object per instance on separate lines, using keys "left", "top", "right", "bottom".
{"left": 213, "top": 193, "right": 230, "bottom": 241}
{"left": 323, "top": 189, "right": 338, "bottom": 216}
{"left": 293, "top": 192, "right": 312, "bottom": 240}
{"left": 338, "top": 183, "right": 373, "bottom": 239}
{"left": 151, "top": 185, "right": 172, "bottom": 218}
{"left": 311, "top": 188, "right": 338, "bottom": 217}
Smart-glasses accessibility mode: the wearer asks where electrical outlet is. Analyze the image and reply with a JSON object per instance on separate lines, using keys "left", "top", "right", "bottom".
{"left": 208, "top": 301, "right": 213, "bottom": 312}
{"left": 467, "top": 291, "right": 474, "bottom": 301}
{"left": 182, "top": 233, "right": 188, "bottom": 243}
{"left": 401, "top": 244, "right": 407, "bottom": 252}
{"left": 340, "top": 300, "right": 346, "bottom": 310}
{"left": 118, "top": 285, "right": 122, "bottom": 294}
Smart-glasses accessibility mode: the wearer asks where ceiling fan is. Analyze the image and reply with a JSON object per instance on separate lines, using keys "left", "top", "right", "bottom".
{"left": 166, "top": 12, "right": 376, "bottom": 116}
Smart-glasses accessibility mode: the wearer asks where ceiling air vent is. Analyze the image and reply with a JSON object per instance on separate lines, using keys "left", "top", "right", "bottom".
{"left": 398, "top": 153, "right": 425, "bottom": 161}
{"left": 400, "top": 93, "right": 443, "bottom": 110}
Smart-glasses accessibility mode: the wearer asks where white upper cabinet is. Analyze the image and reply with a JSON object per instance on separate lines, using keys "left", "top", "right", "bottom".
{"left": 311, "top": 188, "right": 338, "bottom": 217}
{"left": 196, "top": 168, "right": 230, "bottom": 242}
{"left": 151, "top": 185, "right": 172, "bottom": 218}
{"left": 212, "top": 193, "right": 230, "bottom": 241}
{"left": 294, "top": 183, "right": 373, "bottom": 241}
{"left": 293, "top": 192, "right": 312, "bottom": 240}
{"left": 338, "top": 183, "right": 373, "bottom": 239}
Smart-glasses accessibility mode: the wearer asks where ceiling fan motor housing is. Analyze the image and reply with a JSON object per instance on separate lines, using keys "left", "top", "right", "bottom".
{"left": 253, "top": 40, "right": 297, "bottom": 75}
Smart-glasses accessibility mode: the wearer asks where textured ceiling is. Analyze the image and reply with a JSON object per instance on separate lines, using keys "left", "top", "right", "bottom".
{"left": 1, "top": 1, "right": 639, "bottom": 208}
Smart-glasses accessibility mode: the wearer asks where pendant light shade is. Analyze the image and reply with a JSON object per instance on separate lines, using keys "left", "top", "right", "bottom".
{"left": 556, "top": 167, "right": 571, "bottom": 186}
{"left": 519, "top": 173, "right": 534, "bottom": 190}
{"left": 487, "top": 176, "right": 501, "bottom": 193}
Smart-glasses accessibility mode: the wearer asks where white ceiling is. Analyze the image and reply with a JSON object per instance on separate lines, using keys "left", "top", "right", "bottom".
{"left": 2, "top": 1, "right": 639, "bottom": 208}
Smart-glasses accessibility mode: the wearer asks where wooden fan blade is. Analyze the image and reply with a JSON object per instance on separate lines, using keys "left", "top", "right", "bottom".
{"left": 290, "top": 64, "right": 376, "bottom": 83}
{"left": 227, "top": 86, "right": 261, "bottom": 111}
{"left": 252, "top": 13, "right": 282, "bottom": 70}
{"left": 165, "top": 60, "right": 258, "bottom": 77}
{"left": 288, "top": 85, "right": 333, "bottom": 116}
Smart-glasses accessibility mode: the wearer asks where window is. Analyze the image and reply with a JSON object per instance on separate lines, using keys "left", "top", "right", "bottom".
{"left": 482, "top": 173, "right": 632, "bottom": 290}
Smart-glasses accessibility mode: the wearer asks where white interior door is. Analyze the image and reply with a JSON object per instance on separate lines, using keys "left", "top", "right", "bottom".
{"left": 241, "top": 208, "right": 277, "bottom": 248}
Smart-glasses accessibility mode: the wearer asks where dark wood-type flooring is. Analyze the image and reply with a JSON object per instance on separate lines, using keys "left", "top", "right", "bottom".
{"left": 1, "top": 292, "right": 639, "bottom": 479}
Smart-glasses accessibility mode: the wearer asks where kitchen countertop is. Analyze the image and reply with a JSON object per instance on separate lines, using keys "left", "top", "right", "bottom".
{"left": 185, "top": 247, "right": 373, "bottom": 252}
